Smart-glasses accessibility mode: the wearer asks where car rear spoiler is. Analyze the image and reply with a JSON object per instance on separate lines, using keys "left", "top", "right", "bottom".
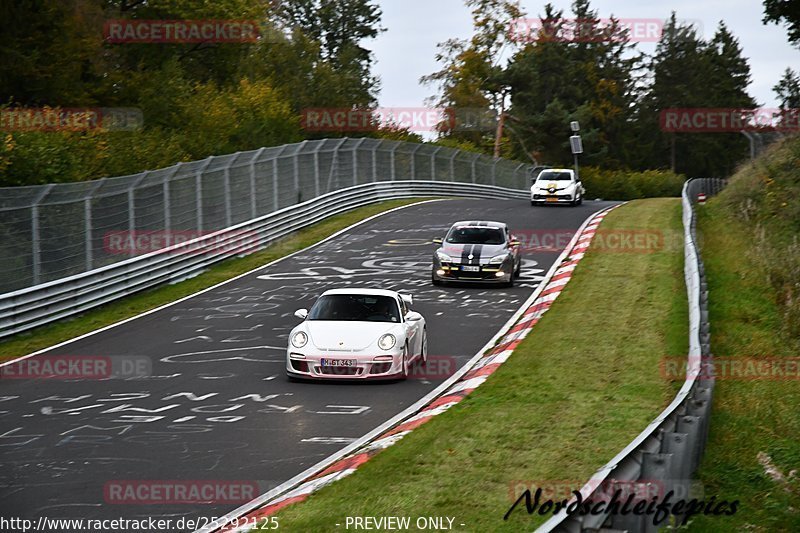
{"left": 400, "top": 294, "right": 413, "bottom": 306}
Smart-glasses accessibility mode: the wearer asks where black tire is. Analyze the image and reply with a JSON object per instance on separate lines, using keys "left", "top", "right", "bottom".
{"left": 401, "top": 344, "right": 410, "bottom": 380}
{"left": 577, "top": 196, "right": 583, "bottom": 206}
{"left": 420, "top": 330, "right": 428, "bottom": 366}
{"left": 530, "top": 200, "right": 535, "bottom": 206}
{"left": 432, "top": 275, "right": 443, "bottom": 286}
{"left": 514, "top": 259, "right": 522, "bottom": 278}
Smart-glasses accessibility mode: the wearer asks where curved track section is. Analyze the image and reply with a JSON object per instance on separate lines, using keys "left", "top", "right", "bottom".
{"left": 0, "top": 198, "right": 615, "bottom": 528}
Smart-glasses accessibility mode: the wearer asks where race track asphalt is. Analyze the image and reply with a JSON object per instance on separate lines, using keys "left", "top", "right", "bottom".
{"left": 0, "top": 197, "right": 617, "bottom": 530}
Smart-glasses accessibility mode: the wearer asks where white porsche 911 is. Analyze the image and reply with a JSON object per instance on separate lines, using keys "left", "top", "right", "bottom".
{"left": 286, "top": 288, "right": 427, "bottom": 381}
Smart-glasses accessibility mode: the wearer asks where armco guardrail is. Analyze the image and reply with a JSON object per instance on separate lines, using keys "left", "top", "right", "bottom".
{"left": 0, "top": 181, "right": 527, "bottom": 338}
{"left": 0, "top": 138, "right": 531, "bottom": 294}
{"left": 538, "top": 178, "right": 726, "bottom": 533}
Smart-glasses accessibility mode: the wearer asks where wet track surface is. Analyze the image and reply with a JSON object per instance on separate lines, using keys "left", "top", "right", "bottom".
{"left": 0, "top": 198, "right": 616, "bottom": 529}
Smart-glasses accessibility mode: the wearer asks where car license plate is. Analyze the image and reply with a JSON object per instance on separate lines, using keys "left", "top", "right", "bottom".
{"left": 546, "top": 197, "right": 559, "bottom": 203}
{"left": 321, "top": 358, "right": 357, "bottom": 367}
{"left": 461, "top": 265, "right": 480, "bottom": 272}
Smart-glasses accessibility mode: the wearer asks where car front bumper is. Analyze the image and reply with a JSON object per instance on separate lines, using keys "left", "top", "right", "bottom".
{"left": 286, "top": 350, "right": 405, "bottom": 380}
{"left": 531, "top": 193, "right": 576, "bottom": 204}
{"left": 432, "top": 258, "right": 513, "bottom": 284}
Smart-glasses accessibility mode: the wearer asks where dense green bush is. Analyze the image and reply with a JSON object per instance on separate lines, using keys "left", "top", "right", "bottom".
{"left": 0, "top": 80, "right": 302, "bottom": 187}
{"left": 579, "top": 166, "right": 686, "bottom": 200}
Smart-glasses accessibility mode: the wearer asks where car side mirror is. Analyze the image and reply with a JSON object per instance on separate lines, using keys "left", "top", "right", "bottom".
{"left": 405, "top": 311, "right": 423, "bottom": 322}
{"left": 294, "top": 309, "right": 308, "bottom": 320}
{"left": 432, "top": 238, "right": 443, "bottom": 245}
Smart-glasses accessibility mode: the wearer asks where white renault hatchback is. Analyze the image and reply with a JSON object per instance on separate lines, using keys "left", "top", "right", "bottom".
{"left": 286, "top": 288, "right": 427, "bottom": 381}
{"left": 531, "top": 169, "right": 585, "bottom": 206}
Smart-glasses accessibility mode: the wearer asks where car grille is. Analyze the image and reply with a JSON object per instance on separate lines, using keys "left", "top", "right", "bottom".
{"left": 316, "top": 366, "right": 362, "bottom": 376}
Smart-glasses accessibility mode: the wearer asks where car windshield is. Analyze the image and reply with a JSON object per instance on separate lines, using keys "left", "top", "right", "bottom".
{"left": 538, "top": 172, "right": 573, "bottom": 181}
{"left": 308, "top": 294, "right": 400, "bottom": 323}
{"left": 446, "top": 227, "right": 505, "bottom": 245}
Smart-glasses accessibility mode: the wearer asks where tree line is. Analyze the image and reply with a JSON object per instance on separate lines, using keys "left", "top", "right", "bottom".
{"left": 0, "top": 0, "right": 797, "bottom": 187}
{"left": 425, "top": 0, "right": 800, "bottom": 178}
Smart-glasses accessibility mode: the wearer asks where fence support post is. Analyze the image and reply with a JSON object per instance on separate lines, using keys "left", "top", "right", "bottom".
{"left": 250, "top": 148, "right": 266, "bottom": 219}
{"left": 449, "top": 150, "right": 458, "bottom": 182}
{"left": 390, "top": 142, "right": 396, "bottom": 181}
{"left": 431, "top": 147, "right": 442, "bottom": 181}
{"left": 223, "top": 153, "right": 241, "bottom": 227}
{"left": 352, "top": 138, "right": 366, "bottom": 186}
{"left": 312, "top": 141, "right": 323, "bottom": 197}
{"left": 641, "top": 453, "right": 673, "bottom": 533}
{"left": 662, "top": 431, "right": 690, "bottom": 500}
{"left": 272, "top": 145, "right": 287, "bottom": 211}
{"left": 471, "top": 154, "right": 480, "bottom": 183}
{"left": 30, "top": 184, "right": 54, "bottom": 286}
{"left": 163, "top": 163, "right": 181, "bottom": 233}
{"left": 196, "top": 157, "right": 213, "bottom": 231}
{"left": 294, "top": 141, "right": 308, "bottom": 203}
{"left": 410, "top": 144, "right": 421, "bottom": 180}
{"left": 515, "top": 163, "right": 526, "bottom": 189}
{"left": 83, "top": 179, "right": 106, "bottom": 271}
{"left": 677, "top": 415, "right": 702, "bottom": 474}
{"left": 127, "top": 171, "right": 148, "bottom": 240}
{"left": 372, "top": 142, "right": 379, "bottom": 182}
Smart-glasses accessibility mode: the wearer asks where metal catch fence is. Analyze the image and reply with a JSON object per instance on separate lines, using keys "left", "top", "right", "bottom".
{"left": 0, "top": 138, "right": 531, "bottom": 295}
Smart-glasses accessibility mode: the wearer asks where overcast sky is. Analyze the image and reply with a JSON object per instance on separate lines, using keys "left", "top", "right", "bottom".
{"left": 370, "top": 0, "right": 798, "bottom": 110}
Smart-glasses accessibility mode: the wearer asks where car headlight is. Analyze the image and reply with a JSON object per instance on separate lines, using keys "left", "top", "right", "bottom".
{"left": 436, "top": 250, "right": 452, "bottom": 262}
{"left": 291, "top": 331, "right": 308, "bottom": 348}
{"left": 489, "top": 254, "right": 509, "bottom": 264}
{"left": 378, "top": 334, "right": 396, "bottom": 351}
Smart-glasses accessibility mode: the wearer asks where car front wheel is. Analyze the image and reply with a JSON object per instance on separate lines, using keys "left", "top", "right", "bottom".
{"left": 401, "top": 344, "right": 410, "bottom": 380}
{"left": 420, "top": 330, "right": 428, "bottom": 366}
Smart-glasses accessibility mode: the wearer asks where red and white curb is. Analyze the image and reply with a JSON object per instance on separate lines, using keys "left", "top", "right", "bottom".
{"left": 211, "top": 205, "right": 620, "bottom": 532}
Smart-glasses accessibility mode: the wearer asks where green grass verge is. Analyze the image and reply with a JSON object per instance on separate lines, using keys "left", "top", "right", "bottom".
{"left": 688, "top": 200, "right": 800, "bottom": 532}
{"left": 0, "top": 198, "right": 427, "bottom": 362}
{"left": 262, "top": 198, "right": 687, "bottom": 532}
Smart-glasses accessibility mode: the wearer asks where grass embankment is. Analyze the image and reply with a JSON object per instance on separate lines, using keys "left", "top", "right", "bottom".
{"left": 690, "top": 136, "right": 800, "bottom": 532}
{"left": 0, "top": 199, "right": 426, "bottom": 362}
{"left": 264, "top": 198, "right": 687, "bottom": 532}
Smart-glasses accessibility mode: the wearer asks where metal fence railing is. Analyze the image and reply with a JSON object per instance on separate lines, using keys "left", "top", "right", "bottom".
{"left": 538, "top": 178, "right": 727, "bottom": 533}
{"left": 0, "top": 138, "right": 531, "bottom": 295}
